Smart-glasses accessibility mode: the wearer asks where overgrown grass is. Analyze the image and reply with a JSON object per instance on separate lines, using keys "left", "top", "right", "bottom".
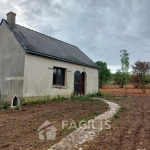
{"left": 71, "top": 91, "right": 113, "bottom": 102}
{"left": 0, "top": 91, "right": 111, "bottom": 109}
{"left": 52, "top": 95, "right": 68, "bottom": 101}
{"left": 22, "top": 95, "right": 50, "bottom": 106}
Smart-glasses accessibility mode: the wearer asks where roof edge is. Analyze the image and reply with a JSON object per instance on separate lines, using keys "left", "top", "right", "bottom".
{"left": 1, "top": 19, "right": 28, "bottom": 52}
{"left": 26, "top": 49, "right": 99, "bottom": 69}
{"left": 0, "top": 19, "right": 99, "bottom": 69}
{"left": 0, "top": 19, "right": 5, "bottom": 25}
{"left": 16, "top": 23, "right": 79, "bottom": 49}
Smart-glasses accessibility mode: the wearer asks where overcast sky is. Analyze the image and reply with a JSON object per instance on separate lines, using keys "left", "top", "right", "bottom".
{"left": 0, "top": 0, "right": 150, "bottom": 73}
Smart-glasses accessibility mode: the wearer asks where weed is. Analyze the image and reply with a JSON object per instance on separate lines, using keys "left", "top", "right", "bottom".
{"left": 119, "top": 105, "right": 125, "bottom": 112}
{"left": 22, "top": 97, "right": 50, "bottom": 106}
{"left": 52, "top": 95, "right": 67, "bottom": 101}
{"left": 0, "top": 101, "right": 10, "bottom": 109}
{"left": 93, "top": 111, "right": 99, "bottom": 116}
{"left": 96, "top": 91, "right": 105, "bottom": 97}
{"left": 113, "top": 105, "right": 125, "bottom": 119}
{"left": 32, "top": 127, "right": 38, "bottom": 131}
{"left": 71, "top": 95, "right": 92, "bottom": 101}
{"left": 113, "top": 113, "right": 119, "bottom": 118}
{"left": 22, "top": 101, "right": 28, "bottom": 106}
{"left": 15, "top": 106, "right": 21, "bottom": 110}
{"left": 87, "top": 92, "right": 97, "bottom": 97}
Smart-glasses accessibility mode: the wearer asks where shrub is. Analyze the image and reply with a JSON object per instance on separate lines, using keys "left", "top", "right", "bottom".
{"left": 1, "top": 101, "right": 10, "bottom": 109}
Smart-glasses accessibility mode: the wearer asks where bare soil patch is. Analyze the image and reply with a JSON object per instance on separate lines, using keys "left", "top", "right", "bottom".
{"left": 0, "top": 99, "right": 108, "bottom": 150}
{"left": 83, "top": 85, "right": 150, "bottom": 150}
{"left": 100, "top": 84, "right": 150, "bottom": 97}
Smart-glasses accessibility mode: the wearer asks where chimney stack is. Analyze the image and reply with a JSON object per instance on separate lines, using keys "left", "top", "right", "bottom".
{"left": 6, "top": 11, "right": 16, "bottom": 26}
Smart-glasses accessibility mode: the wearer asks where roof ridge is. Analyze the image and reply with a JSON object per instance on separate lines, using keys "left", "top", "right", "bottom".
{"left": 1, "top": 19, "right": 99, "bottom": 69}
{"left": 16, "top": 23, "right": 78, "bottom": 48}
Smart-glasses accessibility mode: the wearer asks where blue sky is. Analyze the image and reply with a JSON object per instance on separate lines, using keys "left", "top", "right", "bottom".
{"left": 1, "top": 0, "right": 150, "bottom": 73}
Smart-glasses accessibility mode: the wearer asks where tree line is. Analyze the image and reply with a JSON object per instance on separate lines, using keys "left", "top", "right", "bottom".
{"left": 96, "top": 50, "right": 150, "bottom": 93}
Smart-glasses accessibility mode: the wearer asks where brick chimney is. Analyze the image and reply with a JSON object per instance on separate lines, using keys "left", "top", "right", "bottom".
{"left": 6, "top": 11, "right": 16, "bottom": 26}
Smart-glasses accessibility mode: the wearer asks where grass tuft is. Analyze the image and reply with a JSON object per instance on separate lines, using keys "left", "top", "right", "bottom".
{"left": 0, "top": 101, "right": 10, "bottom": 110}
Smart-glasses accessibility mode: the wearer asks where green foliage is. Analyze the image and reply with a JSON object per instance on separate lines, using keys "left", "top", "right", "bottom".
{"left": 95, "top": 91, "right": 105, "bottom": 97}
{"left": 145, "top": 75, "right": 150, "bottom": 84}
{"left": 113, "top": 113, "right": 119, "bottom": 118}
{"left": 93, "top": 111, "right": 100, "bottom": 116}
{"left": 113, "top": 105, "right": 125, "bottom": 119}
{"left": 95, "top": 61, "right": 111, "bottom": 88}
{"left": 0, "top": 101, "right": 10, "bottom": 110}
{"left": 22, "top": 96, "right": 50, "bottom": 106}
{"left": 115, "top": 50, "right": 130, "bottom": 88}
{"left": 107, "top": 73, "right": 116, "bottom": 85}
{"left": 120, "top": 105, "right": 125, "bottom": 112}
{"left": 71, "top": 95, "right": 92, "bottom": 101}
{"left": 15, "top": 106, "right": 21, "bottom": 110}
{"left": 114, "top": 70, "right": 131, "bottom": 88}
{"left": 52, "top": 95, "right": 68, "bottom": 101}
{"left": 22, "top": 100, "right": 28, "bottom": 106}
{"left": 120, "top": 50, "right": 129, "bottom": 73}
{"left": 32, "top": 127, "right": 38, "bottom": 131}
{"left": 71, "top": 92, "right": 112, "bottom": 103}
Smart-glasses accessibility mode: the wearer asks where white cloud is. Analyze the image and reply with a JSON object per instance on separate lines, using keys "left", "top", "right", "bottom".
{"left": 0, "top": 0, "right": 150, "bottom": 73}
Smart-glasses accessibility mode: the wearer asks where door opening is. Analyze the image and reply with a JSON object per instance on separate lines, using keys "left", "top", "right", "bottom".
{"left": 74, "top": 71, "right": 81, "bottom": 95}
{"left": 81, "top": 72, "right": 85, "bottom": 95}
{"left": 74, "top": 71, "right": 86, "bottom": 95}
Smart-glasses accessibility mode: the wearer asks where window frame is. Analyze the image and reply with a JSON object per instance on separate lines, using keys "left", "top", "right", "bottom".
{"left": 53, "top": 67, "right": 65, "bottom": 86}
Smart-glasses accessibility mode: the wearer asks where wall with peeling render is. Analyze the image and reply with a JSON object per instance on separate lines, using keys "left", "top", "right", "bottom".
{"left": 0, "top": 21, "right": 25, "bottom": 100}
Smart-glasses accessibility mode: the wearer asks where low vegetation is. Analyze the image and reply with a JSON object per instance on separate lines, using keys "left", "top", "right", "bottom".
{"left": 113, "top": 105, "right": 125, "bottom": 119}
{"left": 0, "top": 91, "right": 110, "bottom": 110}
{"left": 0, "top": 101, "right": 10, "bottom": 110}
{"left": 0, "top": 92, "right": 110, "bottom": 149}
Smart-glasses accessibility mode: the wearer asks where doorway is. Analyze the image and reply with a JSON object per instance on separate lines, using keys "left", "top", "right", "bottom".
{"left": 74, "top": 71, "right": 86, "bottom": 95}
{"left": 81, "top": 72, "right": 85, "bottom": 95}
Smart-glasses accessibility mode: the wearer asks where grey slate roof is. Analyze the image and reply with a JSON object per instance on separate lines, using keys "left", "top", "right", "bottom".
{"left": 2, "top": 19, "right": 99, "bottom": 69}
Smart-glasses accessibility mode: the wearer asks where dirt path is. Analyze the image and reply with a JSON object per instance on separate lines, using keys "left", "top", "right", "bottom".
{"left": 48, "top": 98, "right": 120, "bottom": 150}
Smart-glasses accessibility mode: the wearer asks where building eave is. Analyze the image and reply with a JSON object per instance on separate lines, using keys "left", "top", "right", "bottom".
{"left": 25, "top": 48, "right": 99, "bottom": 69}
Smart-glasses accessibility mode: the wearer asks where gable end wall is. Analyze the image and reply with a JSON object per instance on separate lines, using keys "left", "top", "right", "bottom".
{"left": 0, "top": 21, "right": 25, "bottom": 100}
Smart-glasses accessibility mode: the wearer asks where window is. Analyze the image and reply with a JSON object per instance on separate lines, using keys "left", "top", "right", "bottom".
{"left": 53, "top": 67, "right": 65, "bottom": 86}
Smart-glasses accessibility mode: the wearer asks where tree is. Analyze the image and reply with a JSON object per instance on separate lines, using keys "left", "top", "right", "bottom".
{"left": 120, "top": 50, "right": 129, "bottom": 73}
{"left": 145, "top": 74, "right": 150, "bottom": 85}
{"left": 114, "top": 70, "right": 131, "bottom": 88}
{"left": 131, "top": 72, "right": 141, "bottom": 88}
{"left": 95, "top": 61, "right": 111, "bottom": 88}
{"left": 132, "top": 60, "right": 150, "bottom": 93}
{"left": 118, "top": 50, "right": 130, "bottom": 88}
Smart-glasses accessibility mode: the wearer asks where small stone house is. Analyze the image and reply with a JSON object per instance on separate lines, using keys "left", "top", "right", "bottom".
{"left": 0, "top": 12, "right": 99, "bottom": 105}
